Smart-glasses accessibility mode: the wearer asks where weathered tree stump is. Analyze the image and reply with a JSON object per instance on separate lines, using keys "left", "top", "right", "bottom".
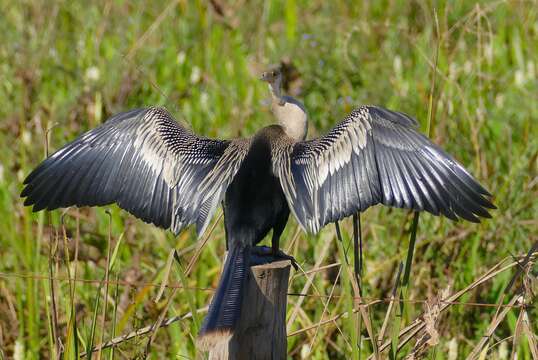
{"left": 208, "top": 260, "right": 291, "bottom": 360}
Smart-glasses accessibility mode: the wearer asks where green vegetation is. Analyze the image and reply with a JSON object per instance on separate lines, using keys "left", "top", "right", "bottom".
{"left": 1, "top": 1, "right": 537, "bottom": 358}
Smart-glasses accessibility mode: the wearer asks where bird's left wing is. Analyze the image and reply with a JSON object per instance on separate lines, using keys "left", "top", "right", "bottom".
{"left": 21, "top": 107, "right": 249, "bottom": 236}
{"left": 274, "top": 105, "right": 495, "bottom": 233}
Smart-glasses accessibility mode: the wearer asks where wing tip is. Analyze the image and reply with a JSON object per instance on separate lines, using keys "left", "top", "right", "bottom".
{"left": 22, "top": 195, "right": 35, "bottom": 207}
{"left": 31, "top": 202, "right": 48, "bottom": 212}
{"left": 483, "top": 197, "right": 497, "bottom": 210}
{"left": 20, "top": 186, "right": 30, "bottom": 198}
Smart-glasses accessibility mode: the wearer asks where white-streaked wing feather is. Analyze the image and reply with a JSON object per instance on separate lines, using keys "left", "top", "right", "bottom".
{"left": 22, "top": 107, "right": 248, "bottom": 236}
{"left": 276, "top": 105, "right": 495, "bottom": 233}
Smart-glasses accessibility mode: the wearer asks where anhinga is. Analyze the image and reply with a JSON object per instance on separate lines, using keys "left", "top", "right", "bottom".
{"left": 21, "top": 69, "right": 495, "bottom": 348}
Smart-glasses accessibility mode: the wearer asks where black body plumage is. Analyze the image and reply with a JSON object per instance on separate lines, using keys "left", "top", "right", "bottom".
{"left": 224, "top": 126, "right": 290, "bottom": 249}
{"left": 199, "top": 126, "right": 291, "bottom": 343}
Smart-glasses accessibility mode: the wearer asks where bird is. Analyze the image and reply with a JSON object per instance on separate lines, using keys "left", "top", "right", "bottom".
{"left": 21, "top": 68, "right": 495, "bottom": 349}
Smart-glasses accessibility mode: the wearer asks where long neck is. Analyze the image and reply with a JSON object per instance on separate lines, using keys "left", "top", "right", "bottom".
{"left": 270, "top": 94, "right": 308, "bottom": 142}
{"left": 268, "top": 79, "right": 283, "bottom": 104}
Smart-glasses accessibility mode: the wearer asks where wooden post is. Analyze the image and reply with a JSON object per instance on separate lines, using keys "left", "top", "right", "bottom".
{"left": 209, "top": 260, "right": 291, "bottom": 360}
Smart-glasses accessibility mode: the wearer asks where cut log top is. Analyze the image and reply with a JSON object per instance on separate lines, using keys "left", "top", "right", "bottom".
{"left": 208, "top": 260, "right": 292, "bottom": 360}
{"left": 253, "top": 260, "right": 292, "bottom": 270}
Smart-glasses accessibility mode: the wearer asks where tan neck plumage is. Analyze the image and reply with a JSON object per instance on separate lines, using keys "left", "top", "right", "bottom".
{"left": 269, "top": 85, "right": 308, "bottom": 142}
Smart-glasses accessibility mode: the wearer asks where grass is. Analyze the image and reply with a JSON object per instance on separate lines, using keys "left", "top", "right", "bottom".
{"left": 0, "top": 0, "right": 537, "bottom": 359}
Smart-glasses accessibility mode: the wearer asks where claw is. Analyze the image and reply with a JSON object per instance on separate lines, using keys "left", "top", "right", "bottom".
{"left": 273, "top": 250, "right": 299, "bottom": 270}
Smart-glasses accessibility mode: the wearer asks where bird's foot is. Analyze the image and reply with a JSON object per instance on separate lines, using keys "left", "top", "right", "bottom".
{"left": 250, "top": 246, "right": 298, "bottom": 270}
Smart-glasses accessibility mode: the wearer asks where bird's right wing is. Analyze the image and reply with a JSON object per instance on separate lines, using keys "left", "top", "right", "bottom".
{"left": 275, "top": 105, "right": 495, "bottom": 233}
{"left": 21, "top": 107, "right": 250, "bottom": 236}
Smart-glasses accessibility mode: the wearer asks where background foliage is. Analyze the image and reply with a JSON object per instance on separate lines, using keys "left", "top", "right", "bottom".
{"left": 0, "top": 0, "right": 537, "bottom": 359}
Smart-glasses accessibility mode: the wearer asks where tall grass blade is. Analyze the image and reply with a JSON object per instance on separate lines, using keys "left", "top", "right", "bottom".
{"left": 109, "top": 272, "right": 121, "bottom": 360}
{"left": 108, "top": 232, "right": 124, "bottom": 272}
{"left": 378, "top": 262, "right": 402, "bottom": 346}
{"left": 337, "top": 238, "right": 359, "bottom": 360}
{"left": 86, "top": 281, "right": 103, "bottom": 360}
{"left": 335, "top": 221, "right": 351, "bottom": 265}
{"left": 173, "top": 250, "right": 201, "bottom": 333}
{"left": 47, "top": 224, "right": 60, "bottom": 359}
{"left": 96, "top": 211, "right": 114, "bottom": 360}
{"left": 352, "top": 213, "right": 362, "bottom": 293}
{"left": 402, "top": 212, "right": 420, "bottom": 288}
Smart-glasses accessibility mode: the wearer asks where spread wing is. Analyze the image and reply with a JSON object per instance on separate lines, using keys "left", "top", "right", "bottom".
{"left": 21, "top": 107, "right": 249, "bottom": 236}
{"left": 275, "top": 105, "right": 496, "bottom": 233}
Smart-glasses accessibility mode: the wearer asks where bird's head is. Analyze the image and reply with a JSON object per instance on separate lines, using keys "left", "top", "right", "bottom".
{"left": 260, "top": 68, "right": 282, "bottom": 84}
{"left": 260, "top": 68, "right": 283, "bottom": 104}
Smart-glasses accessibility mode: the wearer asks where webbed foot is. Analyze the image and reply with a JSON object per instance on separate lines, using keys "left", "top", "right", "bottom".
{"left": 250, "top": 246, "right": 298, "bottom": 270}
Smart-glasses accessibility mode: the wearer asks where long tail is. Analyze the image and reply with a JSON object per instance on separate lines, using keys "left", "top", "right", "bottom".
{"left": 197, "top": 244, "right": 249, "bottom": 350}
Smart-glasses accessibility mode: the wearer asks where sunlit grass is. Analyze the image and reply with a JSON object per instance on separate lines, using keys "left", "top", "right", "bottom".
{"left": 0, "top": 0, "right": 537, "bottom": 359}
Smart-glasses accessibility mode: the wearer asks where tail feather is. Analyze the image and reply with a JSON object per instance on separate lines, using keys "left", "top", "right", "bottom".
{"left": 197, "top": 245, "right": 249, "bottom": 350}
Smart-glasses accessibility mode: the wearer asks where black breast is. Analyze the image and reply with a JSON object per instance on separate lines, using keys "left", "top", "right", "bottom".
{"left": 223, "top": 125, "right": 290, "bottom": 247}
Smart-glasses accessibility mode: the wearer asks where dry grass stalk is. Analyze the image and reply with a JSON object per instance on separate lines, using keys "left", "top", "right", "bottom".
{"left": 288, "top": 308, "right": 359, "bottom": 338}
{"left": 125, "top": 0, "right": 182, "bottom": 61}
{"left": 520, "top": 308, "right": 538, "bottom": 360}
{"left": 307, "top": 266, "right": 342, "bottom": 353}
{"left": 80, "top": 306, "right": 208, "bottom": 357}
{"left": 377, "top": 262, "right": 403, "bottom": 346}
{"left": 369, "top": 248, "right": 538, "bottom": 359}
{"left": 185, "top": 211, "right": 223, "bottom": 276}
{"left": 510, "top": 254, "right": 538, "bottom": 360}
{"left": 335, "top": 219, "right": 379, "bottom": 358}
{"left": 404, "top": 286, "right": 450, "bottom": 360}
{"left": 286, "top": 232, "right": 333, "bottom": 332}
{"left": 469, "top": 294, "right": 521, "bottom": 360}
{"left": 48, "top": 223, "right": 61, "bottom": 359}
{"left": 341, "top": 254, "right": 379, "bottom": 358}
{"left": 510, "top": 295, "right": 536, "bottom": 360}
{"left": 96, "top": 211, "right": 114, "bottom": 360}
{"left": 154, "top": 249, "right": 176, "bottom": 303}
{"left": 145, "top": 287, "right": 179, "bottom": 356}
{"left": 291, "top": 262, "right": 340, "bottom": 279}
{"left": 469, "top": 243, "right": 538, "bottom": 360}
{"left": 286, "top": 250, "right": 345, "bottom": 347}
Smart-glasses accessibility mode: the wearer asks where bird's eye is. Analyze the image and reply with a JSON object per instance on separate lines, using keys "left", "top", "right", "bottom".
{"left": 271, "top": 71, "right": 276, "bottom": 76}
